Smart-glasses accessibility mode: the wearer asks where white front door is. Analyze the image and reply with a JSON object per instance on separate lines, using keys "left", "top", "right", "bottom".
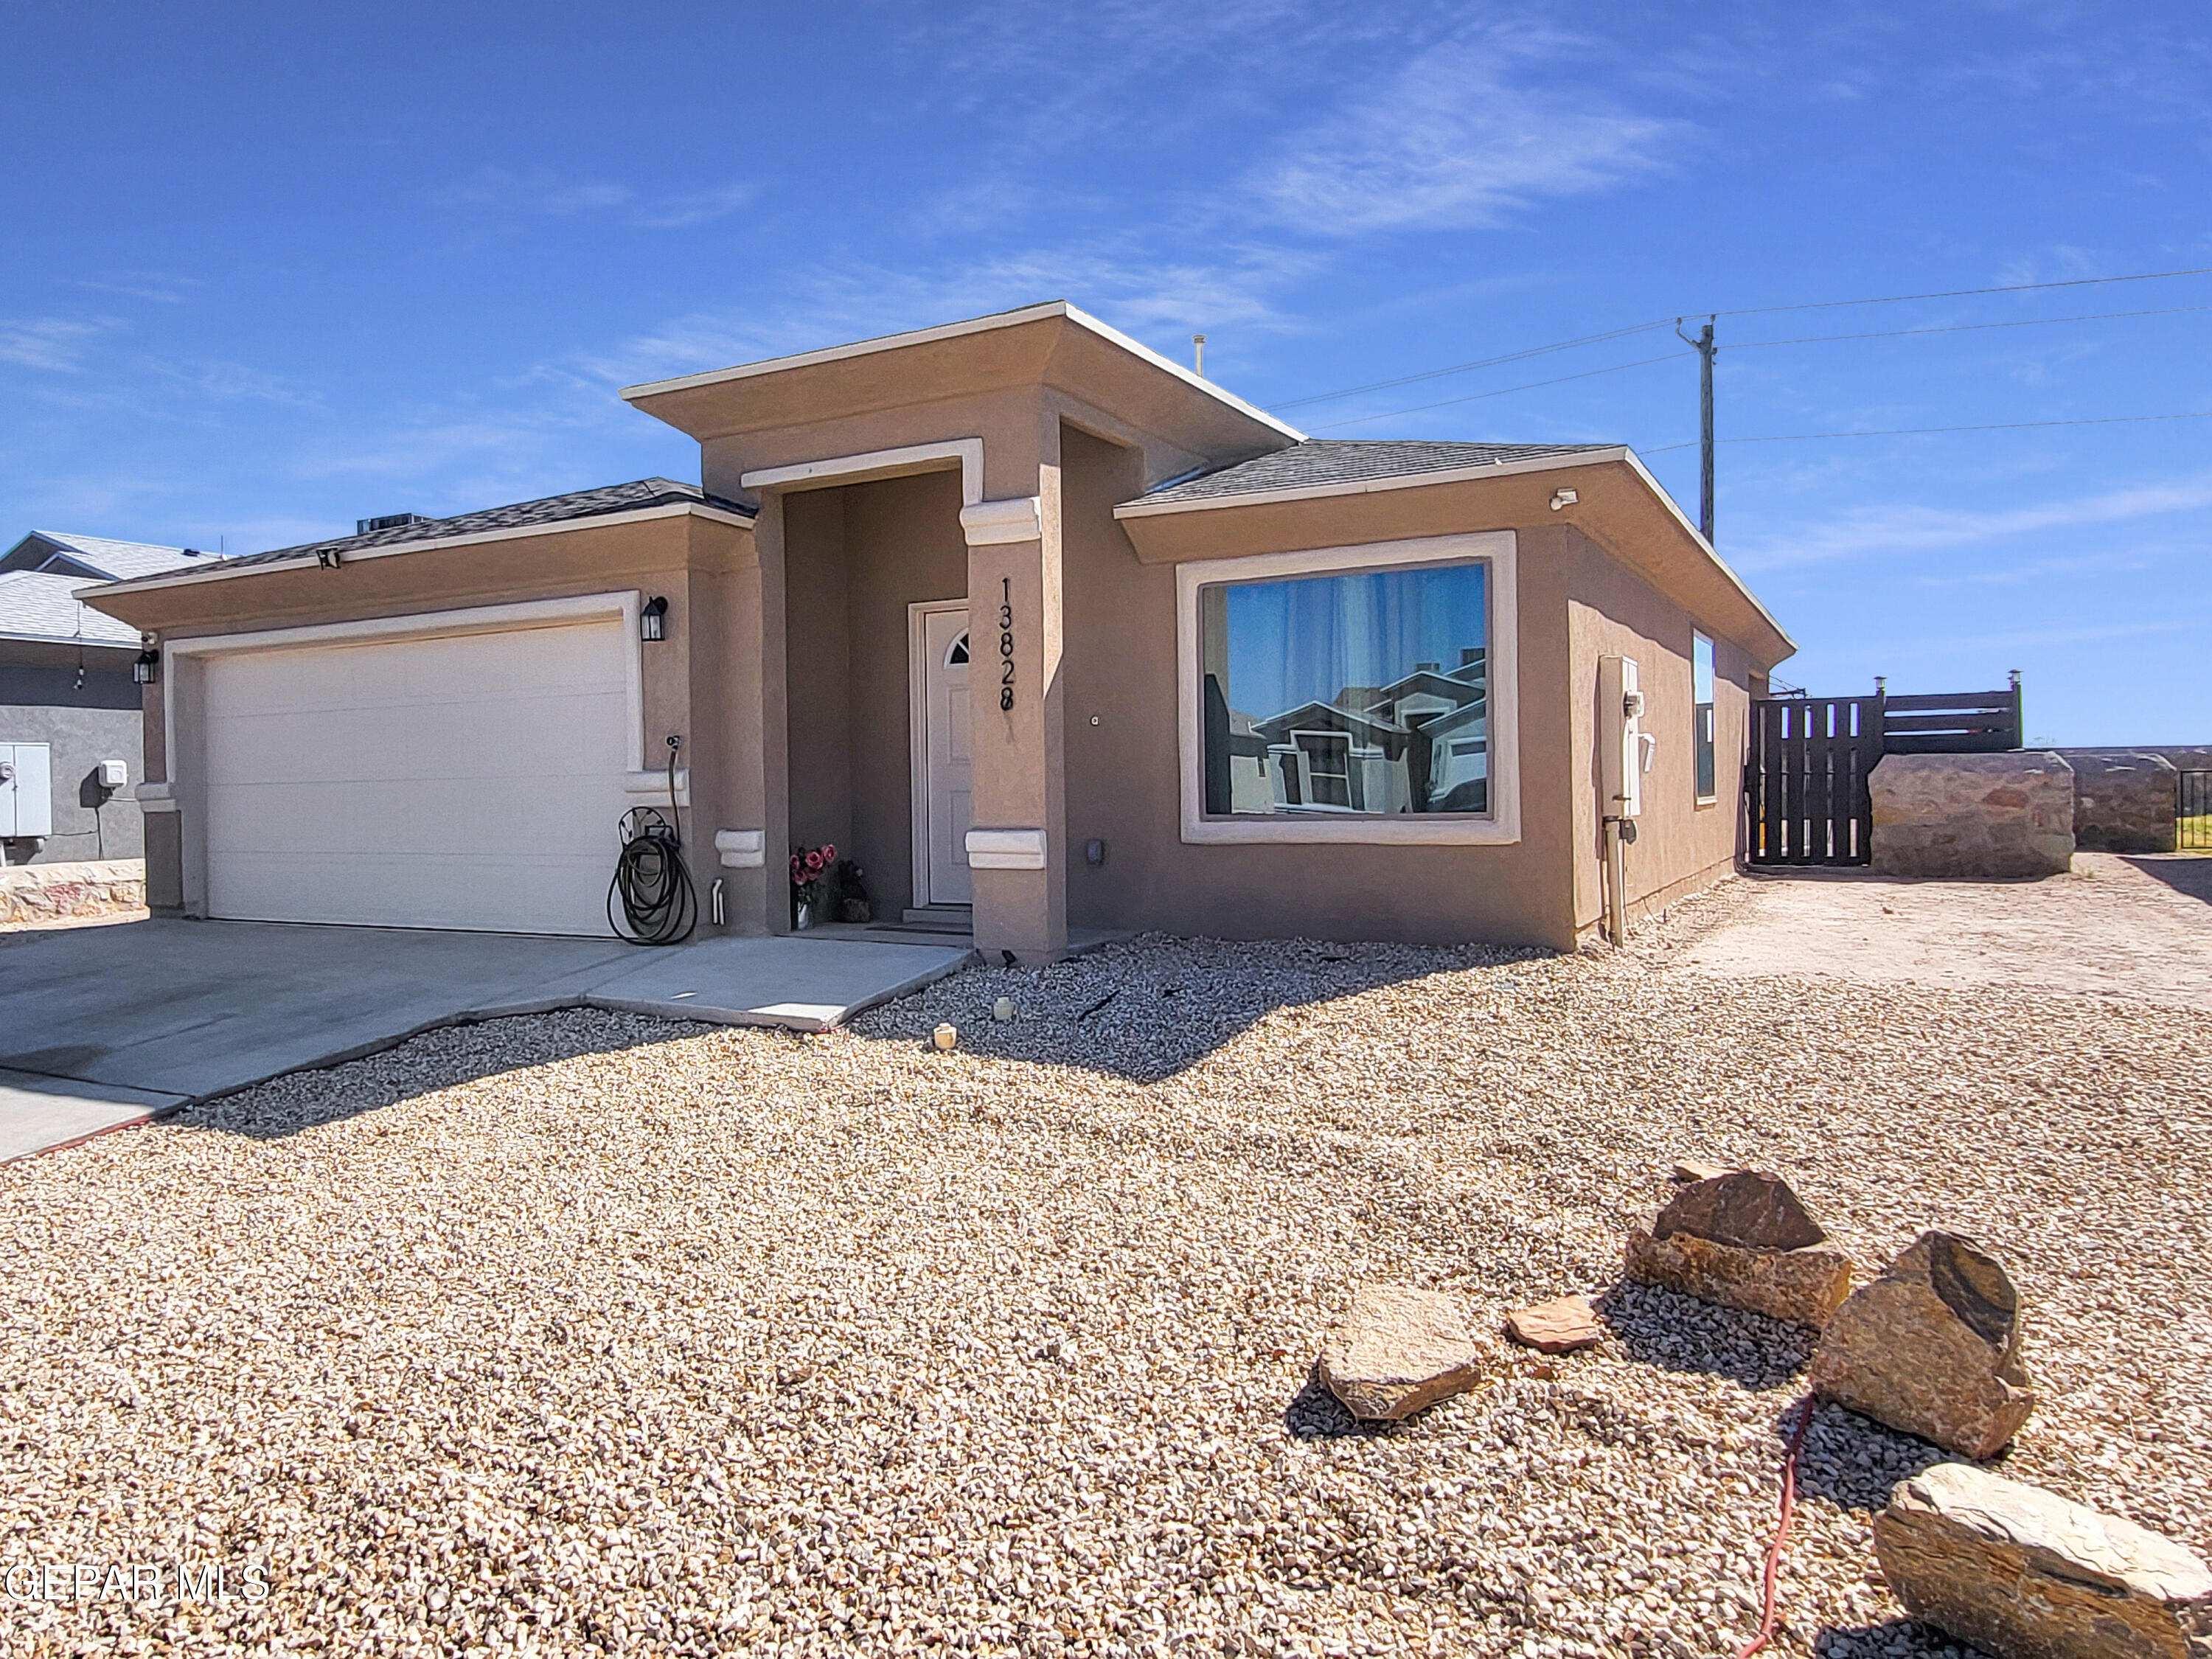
{"left": 916, "top": 605, "right": 972, "bottom": 906}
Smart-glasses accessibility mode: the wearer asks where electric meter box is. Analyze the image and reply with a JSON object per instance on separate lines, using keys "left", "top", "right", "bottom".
{"left": 1598, "top": 655, "right": 1650, "bottom": 819}
{"left": 0, "top": 742, "right": 53, "bottom": 838}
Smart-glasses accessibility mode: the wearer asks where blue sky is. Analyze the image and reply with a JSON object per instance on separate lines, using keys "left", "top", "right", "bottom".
{"left": 4, "top": 1, "right": 2207, "bottom": 742}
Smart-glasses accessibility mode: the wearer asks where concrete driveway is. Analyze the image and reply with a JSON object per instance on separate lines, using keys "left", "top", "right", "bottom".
{"left": 0, "top": 919, "right": 973, "bottom": 1163}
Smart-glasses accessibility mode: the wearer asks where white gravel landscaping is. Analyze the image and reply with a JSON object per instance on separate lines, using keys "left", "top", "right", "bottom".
{"left": 2, "top": 890, "right": 2206, "bottom": 1658}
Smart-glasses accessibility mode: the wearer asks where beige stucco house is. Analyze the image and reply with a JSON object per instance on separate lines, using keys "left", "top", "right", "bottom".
{"left": 81, "top": 302, "right": 1793, "bottom": 959}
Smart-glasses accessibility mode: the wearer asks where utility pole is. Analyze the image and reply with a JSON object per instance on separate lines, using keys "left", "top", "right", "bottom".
{"left": 1676, "top": 316, "right": 1716, "bottom": 543}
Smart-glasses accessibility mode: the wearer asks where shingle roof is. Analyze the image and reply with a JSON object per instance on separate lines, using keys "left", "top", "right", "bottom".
{"left": 1, "top": 532, "right": 207, "bottom": 581}
{"left": 0, "top": 571, "right": 141, "bottom": 646}
{"left": 122, "top": 478, "right": 752, "bottom": 581}
{"left": 1133, "top": 439, "right": 1615, "bottom": 506}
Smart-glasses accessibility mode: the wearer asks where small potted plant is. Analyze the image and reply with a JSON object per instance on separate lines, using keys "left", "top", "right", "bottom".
{"left": 789, "top": 841, "right": 837, "bottom": 929}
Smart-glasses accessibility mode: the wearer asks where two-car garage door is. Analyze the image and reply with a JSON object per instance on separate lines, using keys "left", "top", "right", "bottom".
{"left": 201, "top": 619, "right": 632, "bottom": 935}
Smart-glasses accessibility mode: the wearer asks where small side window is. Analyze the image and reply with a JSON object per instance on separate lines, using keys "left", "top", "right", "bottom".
{"left": 1693, "top": 632, "right": 1717, "bottom": 801}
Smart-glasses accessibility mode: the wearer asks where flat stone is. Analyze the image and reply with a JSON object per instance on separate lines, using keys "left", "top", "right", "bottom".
{"left": 1669, "top": 1160, "right": 1733, "bottom": 1184}
{"left": 1654, "top": 1170, "right": 1826, "bottom": 1250}
{"left": 1809, "top": 1229, "right": 2037, "bottom": 1458}
{"left": 1317, "top": 1287, "right": 1489, "bottom": 1421}
{"left": 1505, "top": 1295, "right": 1604, "bottom": 1353}
{"left": 1875, "top": 1462, "right": 2212, "bottom": 1659}
{"left": 1625, "top": 1228, "right": 1855, "bottom": 1328}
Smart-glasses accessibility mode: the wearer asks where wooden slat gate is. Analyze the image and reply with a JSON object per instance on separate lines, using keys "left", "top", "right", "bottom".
{"left": 1746, "top": 696, "right": 1884, "bottom": 865}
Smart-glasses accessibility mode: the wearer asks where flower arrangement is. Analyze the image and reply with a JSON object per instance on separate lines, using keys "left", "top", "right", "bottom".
{"left": 790, "top": 842, "right": 838, "bottom": 922}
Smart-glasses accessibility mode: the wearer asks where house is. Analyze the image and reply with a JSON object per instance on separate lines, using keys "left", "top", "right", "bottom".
{"left": 1, "top": 532, "right": 208, "bottom": 864}
{"left": 80, "top": 302, "right": 1794, "bottom": 955}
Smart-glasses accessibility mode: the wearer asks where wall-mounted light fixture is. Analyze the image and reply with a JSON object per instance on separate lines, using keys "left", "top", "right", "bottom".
{"left": 316, "top": 547, "right": 344, "bottom": 569}
{"left": 133, "top": 647, "right": 160, "bottom": 686}
{"left": 640, "top": 595, "right": 669, "bottom": 642}
{"left": 1549, "top": 487, "right": 1579, "bottom": 512}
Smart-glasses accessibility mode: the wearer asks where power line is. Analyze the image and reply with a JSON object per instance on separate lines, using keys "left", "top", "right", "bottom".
{"left": 1269, "top": 265, "right": 2212, "bottom": 413}
{"left": 1714, "top": 263, "right": 2212, "bottom": 319}
{"left": 1639, "top": 410, "right": 2212, "bottom": 454}
{"left": 1728, "top": 302, "right": 2212, "bottom": 351}
{"left": 1308, "top": 351, "right": 1684, "bottom": 432}
{"left": 1270, "top": 319, "right": 1672, "bottom": 411}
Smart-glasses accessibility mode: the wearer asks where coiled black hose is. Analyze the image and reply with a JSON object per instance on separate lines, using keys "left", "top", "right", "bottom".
{"left": 608, "top": 741, "right": 696, "bottom": 945}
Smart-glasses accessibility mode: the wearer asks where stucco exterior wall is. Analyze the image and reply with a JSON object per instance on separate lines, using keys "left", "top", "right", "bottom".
{"left": 1562, "top": 527, "right": 1750, "bottom": 940}
{"left": 1058, "top": 427, "right": 1582, "bottom": 948}
{"left": 1, "top": 649, "right": 147, "bottom": 864}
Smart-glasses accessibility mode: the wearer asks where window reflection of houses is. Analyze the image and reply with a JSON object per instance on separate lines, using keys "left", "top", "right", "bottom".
{"left": 1211, "top": 647, "right": 1488, "bottom": 816}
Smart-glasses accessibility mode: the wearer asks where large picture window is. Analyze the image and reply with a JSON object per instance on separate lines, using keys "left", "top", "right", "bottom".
{"left": 1198, "top": 559, "right": 1489, "bottom": 819}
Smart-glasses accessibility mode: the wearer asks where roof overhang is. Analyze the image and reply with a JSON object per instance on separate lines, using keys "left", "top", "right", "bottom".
{"left": 621, "top": 301, "right": 1302, "bottom": 443}
{"left": 74, "top": 501, "right": 754, "bottom": 601}
{"left": 1114, "top": 446, "right": 1795, "bottom": 669}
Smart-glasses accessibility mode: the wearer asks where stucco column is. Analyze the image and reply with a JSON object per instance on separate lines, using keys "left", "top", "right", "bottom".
{"left": 720, "top": 495, "right": 788, "bottom": 935}
{"left": 961, "top": 456, "right": 1066, "bottom": 964}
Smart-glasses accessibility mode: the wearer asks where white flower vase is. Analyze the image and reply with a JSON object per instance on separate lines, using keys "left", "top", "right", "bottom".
{"left": 795, "top": 900, "right": 815, "bottom": 931}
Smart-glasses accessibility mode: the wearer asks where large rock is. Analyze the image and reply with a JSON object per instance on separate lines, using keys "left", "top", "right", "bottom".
{"left": 1809, "top": 1229, "right": 2037, "bottom": 1457}
{"left": 2070, "top": 751, "right": 2180, "bottom": 854}
{"left": 1625, "top": 1172, "right": 1854, "bottom": 1329}
{"left": 1317, "top": 1287, "right": 1490, "bottom": 1421}
{"left": 1875, "top": 1462, "right": 2212, "bottom": 1659}
{"left": 1871, "top": 751, "right": 2076, "bottom": 878}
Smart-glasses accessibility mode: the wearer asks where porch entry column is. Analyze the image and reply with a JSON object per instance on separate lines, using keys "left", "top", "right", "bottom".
{"left": 961, "top": 459, "right": 1066, "bottom": 964}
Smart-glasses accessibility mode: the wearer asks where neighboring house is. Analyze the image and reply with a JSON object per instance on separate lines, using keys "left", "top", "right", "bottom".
{"left": 80, "top": 302, "right": 1795, "bottom": 953}
{"left": 1, "top": 532, "right": 208, "bottom": 864}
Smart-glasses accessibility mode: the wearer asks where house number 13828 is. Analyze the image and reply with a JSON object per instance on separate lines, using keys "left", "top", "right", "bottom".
{"left": 998, "top": 576, "right": 1015, "bottom": 711}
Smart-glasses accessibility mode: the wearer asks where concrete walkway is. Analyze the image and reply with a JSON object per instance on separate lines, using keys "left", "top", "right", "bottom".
{"left": 0, "top": 919, "right": 973, "bottom": 1163}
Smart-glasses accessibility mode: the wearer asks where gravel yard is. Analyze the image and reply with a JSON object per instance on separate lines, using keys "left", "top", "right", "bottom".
{"left": 3, "top": 891, "right": 2208, "bottom": 1657}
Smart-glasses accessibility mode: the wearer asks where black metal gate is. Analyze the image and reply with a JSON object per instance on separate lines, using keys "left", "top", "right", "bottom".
{"left": 2182, "top": 771, "right": 2212, "bottom": 852}
{"left": 1746, "top": 696, "right": 1884, "bottom": 865}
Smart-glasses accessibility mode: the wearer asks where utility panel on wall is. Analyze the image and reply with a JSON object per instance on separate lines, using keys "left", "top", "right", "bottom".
{"left": 0, "top": 742, "right": 53, "bottom": 838}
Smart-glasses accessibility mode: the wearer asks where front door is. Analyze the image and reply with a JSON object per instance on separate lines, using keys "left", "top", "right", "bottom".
{"left": 915, "top": 605, "right": 972, "bottom": 906}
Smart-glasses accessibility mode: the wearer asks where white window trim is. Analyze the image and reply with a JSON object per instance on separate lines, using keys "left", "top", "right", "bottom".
{"left": 1175, "top": 531, "right": 1520, "bottom": 846}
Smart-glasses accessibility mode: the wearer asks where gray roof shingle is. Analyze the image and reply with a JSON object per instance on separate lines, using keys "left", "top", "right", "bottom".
{"left": 102, "top": 478, "right": 752, "bottom": 585}
{"left": 1133, "top": 439, "right": 1614, "bottom": 507}
{"left": 1, "top": 532, "right": 209, "bottom": 582}
{"left": 0, "top": 571, "right": 142, "bottom": 646}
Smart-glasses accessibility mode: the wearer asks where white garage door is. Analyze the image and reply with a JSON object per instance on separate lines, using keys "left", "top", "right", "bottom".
{"left": 201, "top": 620, "right": 632, "bottom": 934}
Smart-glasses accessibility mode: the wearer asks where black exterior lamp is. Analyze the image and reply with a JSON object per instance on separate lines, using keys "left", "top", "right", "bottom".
{"left": 640, "top": 595, "right": 669, "bottom": 643}
{"left": 133, "top": 647, "right": 160, "bottom": 686}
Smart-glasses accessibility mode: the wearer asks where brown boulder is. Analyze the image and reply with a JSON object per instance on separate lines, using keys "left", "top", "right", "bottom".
{"left": 1809, "top": 1229, "right": 2035, "bottom": 1457}
{"left": 1654, "top": 1170, "right": 1826, "bottom": 1251}
{"left": 1875, "top": 1462, "right": 2212, "bottom": 1659}
{"left": 1625, "top": 1170, "right": 1853, "bottom": 1327}
{"left": 1316, "top": 1287, "right": 1490, "bottom": 1421}
{"left": 1505, "top": 1295, "right": 1604, "bottom": 1353}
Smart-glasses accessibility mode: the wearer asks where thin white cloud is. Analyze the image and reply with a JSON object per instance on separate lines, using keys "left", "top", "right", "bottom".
{"left": 434, "top": 169, "right": 755, "bottom": 229}
{"left": 1731, "top": 478, "right": 2212, "bottom": 571}
{"left": 0, "top": 316, "right": 116, "bottom": 372}
{"left": 1251, "top": 35, "right": 1685, "bottom": 234}
{"left": 568, "top": 243, "right": 1317, "bottom": 389}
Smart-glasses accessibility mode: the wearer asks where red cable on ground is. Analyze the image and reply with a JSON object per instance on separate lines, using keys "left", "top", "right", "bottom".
{"left": 1732, "top": 1394, "right": 1817, "bottom": 1659}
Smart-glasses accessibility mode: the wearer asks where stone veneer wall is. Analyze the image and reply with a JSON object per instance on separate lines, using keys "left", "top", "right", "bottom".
{"left": 0, "top": 858, "right": 147, "bottom": 925}
{"left": 2067, "top": 751, "right": 2178, "bottom": 853}
{"left": 1869, "top": 753, "right": 2076, "bottom": 879}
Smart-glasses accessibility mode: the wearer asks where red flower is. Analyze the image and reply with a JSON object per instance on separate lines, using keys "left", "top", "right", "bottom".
{"left": 804, "top": 850, "right": 824, "bottom": 874}
{"left": 821, "top": 844, "right": 837, "bottom": 863}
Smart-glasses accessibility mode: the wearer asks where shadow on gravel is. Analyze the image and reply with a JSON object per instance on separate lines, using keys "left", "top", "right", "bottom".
{"left": 2120, "top": 854, "right": 2212, "bottom": 906}
{"left": 1282, "top": 1367, "right": 1397, "bottom": 1441}
{"left": 1790, "top": 1398, "right": 1954, "bottom": 1513}
{"left": 178, "top": 1009, "right": 706, "bottom": 1140}
{"left": 849, "top": 934, "right": 1558, "bottom": 1084}
{"left": 1812, "top": 1618, "right": 1962, "bottom": 1658}
{"left": 1592, "top": 1281, "right": 1817, "bottom": 1391}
